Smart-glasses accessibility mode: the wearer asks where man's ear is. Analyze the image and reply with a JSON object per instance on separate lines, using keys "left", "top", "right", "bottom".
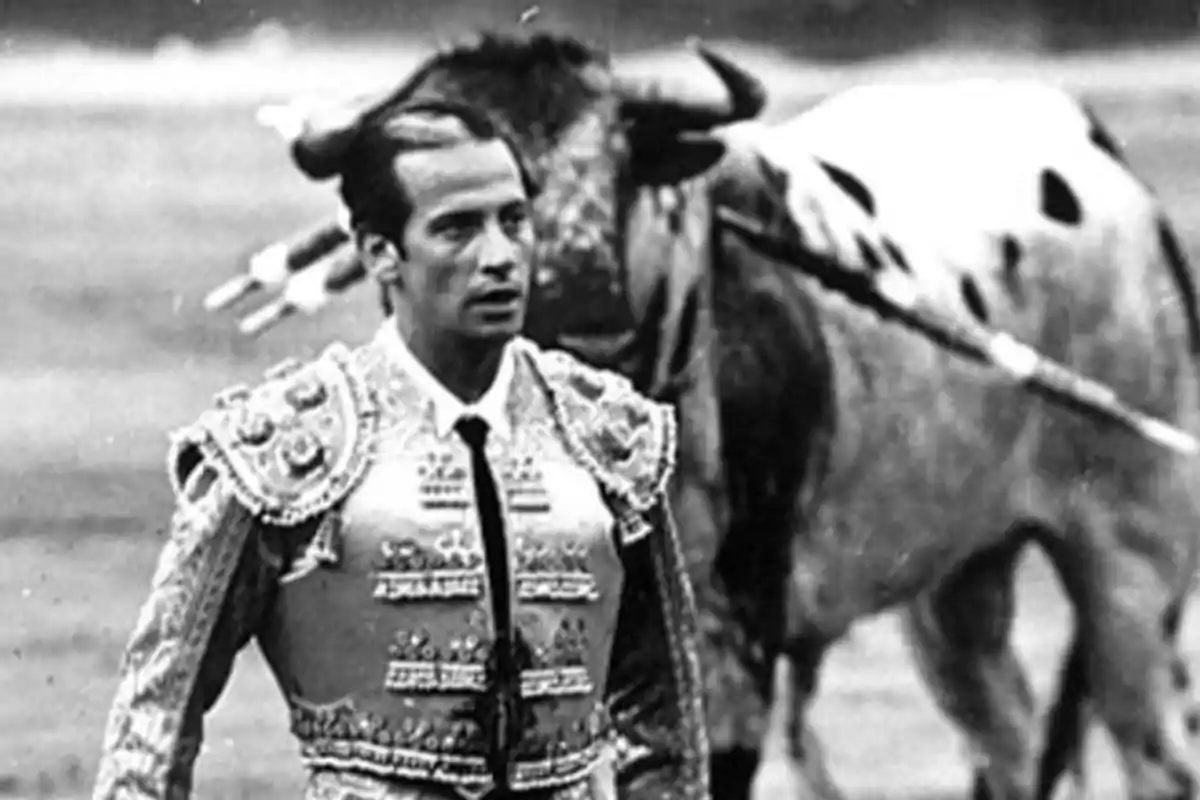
{"left": 357, "top": 229, "right": 403, "bottom": 284}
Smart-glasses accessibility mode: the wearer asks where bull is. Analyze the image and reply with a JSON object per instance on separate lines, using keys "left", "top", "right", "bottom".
{"left": 205, "top": 34, "right": 1200, "bottom": 800}
{"left": 726, "top": 79, "right": 1200, "bottom": 800}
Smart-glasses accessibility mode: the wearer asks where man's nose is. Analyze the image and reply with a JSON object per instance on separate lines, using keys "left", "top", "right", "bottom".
{"left": 477, "top": 225, "right": 518, "bottom": 276}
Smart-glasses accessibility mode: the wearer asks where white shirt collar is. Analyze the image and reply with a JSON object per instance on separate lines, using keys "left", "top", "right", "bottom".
{"left": 375, "top": 319, "right": 516, "bottom": 441}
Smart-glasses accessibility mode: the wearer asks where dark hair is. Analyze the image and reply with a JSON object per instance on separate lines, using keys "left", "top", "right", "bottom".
{"left": 336, "top": 98, "right": 538, "bottom": 248}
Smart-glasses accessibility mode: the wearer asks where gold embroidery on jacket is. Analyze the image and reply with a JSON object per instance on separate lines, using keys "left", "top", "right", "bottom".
{"left": 416, "top": 451, "right": 472, "bottom": 510}
{"left": 384, "top": 628, "right": 490, "bottom": 693}
{"left": 501, "top": 454, "right": 552, "bottom": 514}
{"left": 514, "top": 534, "right": 600, "bottom": 603}
{"left": 372, "top": 528, "right": 485, "bottom": 602}
{"left": 521, "top": 618, "right": 595, "bottom": 699}
{"left": 92, "top": 475, "right": 256, "bottom": 799}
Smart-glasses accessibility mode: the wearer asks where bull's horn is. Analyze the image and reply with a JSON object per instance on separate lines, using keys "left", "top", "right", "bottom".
{"left": 284, "top": 53, "right": 443, "bottom": 180}
{"left": 689, "top": 39, "right": 768, "bottom": 122}
{"left": 286, "top": 89, "right": 392, "bottom": 180}
{"left": 614, "top": 39, "right": 766, "bottom": 130}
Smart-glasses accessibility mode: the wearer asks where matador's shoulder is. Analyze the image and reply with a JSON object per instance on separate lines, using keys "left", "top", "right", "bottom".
{"left": 167, "top": 341, "right": 380, "bottom": 527}
{"left": 519, "top": 340, "right": 677, "bottom": 539}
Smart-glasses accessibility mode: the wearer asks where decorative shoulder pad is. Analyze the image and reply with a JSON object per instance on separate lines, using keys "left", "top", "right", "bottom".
{"left": 526, "top": 343, "right": 677, "bottom": 541}
{"left": 167, "top": 342, "right": 379, "bottom": 526}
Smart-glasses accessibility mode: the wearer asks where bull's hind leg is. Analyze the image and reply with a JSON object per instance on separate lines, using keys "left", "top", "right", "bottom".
{"left": 1036, "top": 635, "right": 1092, "bottom": 800}
{"left": 903, "top": 535, "right": 1039, "bottom": 800}
{"left": 1048, "top": 510, "right": 1198, "bottom": 800}
{"left": 1036, "top": 602, "right": 1200, "bottom": 800}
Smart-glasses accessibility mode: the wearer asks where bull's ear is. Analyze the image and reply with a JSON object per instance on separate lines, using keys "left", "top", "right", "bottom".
{"left": 627, "top": 133, "right": 728, "bottom": 187}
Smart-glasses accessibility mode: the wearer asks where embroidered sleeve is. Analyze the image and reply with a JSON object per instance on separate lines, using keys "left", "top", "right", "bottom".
{"left": 605, "top": 495, "right": 710, "bottom": 800}
{"left": 92, "top": 466, "right": 276, "bottom": 800}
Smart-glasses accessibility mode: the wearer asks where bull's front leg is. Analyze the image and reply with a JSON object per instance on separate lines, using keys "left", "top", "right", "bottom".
{"left": 750, "top": 542, "right": 846, "bottom": 800}
{"left": 752, "top": 638, "right": 842, "bottom": 800}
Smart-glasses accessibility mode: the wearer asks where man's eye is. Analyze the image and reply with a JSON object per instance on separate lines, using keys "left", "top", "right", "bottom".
{"left": 436, "top": 223, "right": 474, "bottom": 241}
{"left": 501, "top": 209, "right": 530, "bottom": 232}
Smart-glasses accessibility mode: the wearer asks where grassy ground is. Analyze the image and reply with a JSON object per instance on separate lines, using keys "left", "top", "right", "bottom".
{"left": 6, "top": 43, "right": 1200, "bottom": 799}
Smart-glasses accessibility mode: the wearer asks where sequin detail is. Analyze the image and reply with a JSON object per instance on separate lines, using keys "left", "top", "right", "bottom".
{"left": 373, "top": 529, "right": 485, "bottom": 602}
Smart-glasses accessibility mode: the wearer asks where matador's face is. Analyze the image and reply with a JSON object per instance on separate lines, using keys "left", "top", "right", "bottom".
{"left": 389, "top": 138, "right": 536, "bottom": 346}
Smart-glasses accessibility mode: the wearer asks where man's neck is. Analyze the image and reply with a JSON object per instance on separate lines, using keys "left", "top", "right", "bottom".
{"left": 396, "top": 318, "right": 507, "bottom": 404}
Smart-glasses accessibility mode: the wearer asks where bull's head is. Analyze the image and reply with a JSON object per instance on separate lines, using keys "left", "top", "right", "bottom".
{"left": 274, "top": 32, "right": 763, "bottom": 356}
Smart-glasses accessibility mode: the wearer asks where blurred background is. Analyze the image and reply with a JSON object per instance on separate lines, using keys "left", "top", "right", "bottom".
{"left": 5, "top": 0, "right": 1200, "bottom": 798}
{"left": 8, "top": 0, "right": 1200, "bottom": 57}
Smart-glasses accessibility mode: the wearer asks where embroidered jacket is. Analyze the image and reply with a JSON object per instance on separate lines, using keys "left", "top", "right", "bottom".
{"left": 91, "top": 331, "right": 708, "bottom": 800}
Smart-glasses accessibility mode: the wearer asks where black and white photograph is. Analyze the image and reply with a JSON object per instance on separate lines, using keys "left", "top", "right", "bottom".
{"left": 6, "top": 0, "right": 1200, "bottom": 797}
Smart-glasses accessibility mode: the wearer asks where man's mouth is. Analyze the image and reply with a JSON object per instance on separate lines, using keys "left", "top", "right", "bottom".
{"left": 472, "top": 288, "right": 522, "bottom": 307}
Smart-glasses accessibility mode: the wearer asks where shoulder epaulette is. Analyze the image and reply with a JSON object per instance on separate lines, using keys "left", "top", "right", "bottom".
{"left": 521, "top": 341, "right": 677, "bottom": 544}
{"left": 166, "top": 342, "right": 378, "bottom": 527}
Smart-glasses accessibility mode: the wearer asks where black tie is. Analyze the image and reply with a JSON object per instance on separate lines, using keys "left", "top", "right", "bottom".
{"left": 454, "top": 415, "right": 516, "bottom": 785}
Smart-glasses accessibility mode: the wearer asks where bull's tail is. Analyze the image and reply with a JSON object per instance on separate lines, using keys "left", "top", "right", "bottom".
{"left": 1085, "top": 100, "right": 1200, "bottom": 356}
{"left": 1156, "top": 213, "right": 1200, "bottom": 356}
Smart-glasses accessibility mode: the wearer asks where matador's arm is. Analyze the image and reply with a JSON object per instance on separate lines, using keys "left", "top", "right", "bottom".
{"left": 525, "top": 341, "right": 710, "bottom": 800}
{"left": 94, "top": 344, "right": 372, "bottom": 799}
{"left": 92, "top": 459, "right": 277, "bottom": 800}
{"left": 604, "top": 491, "right": 710, "bottom": 800}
